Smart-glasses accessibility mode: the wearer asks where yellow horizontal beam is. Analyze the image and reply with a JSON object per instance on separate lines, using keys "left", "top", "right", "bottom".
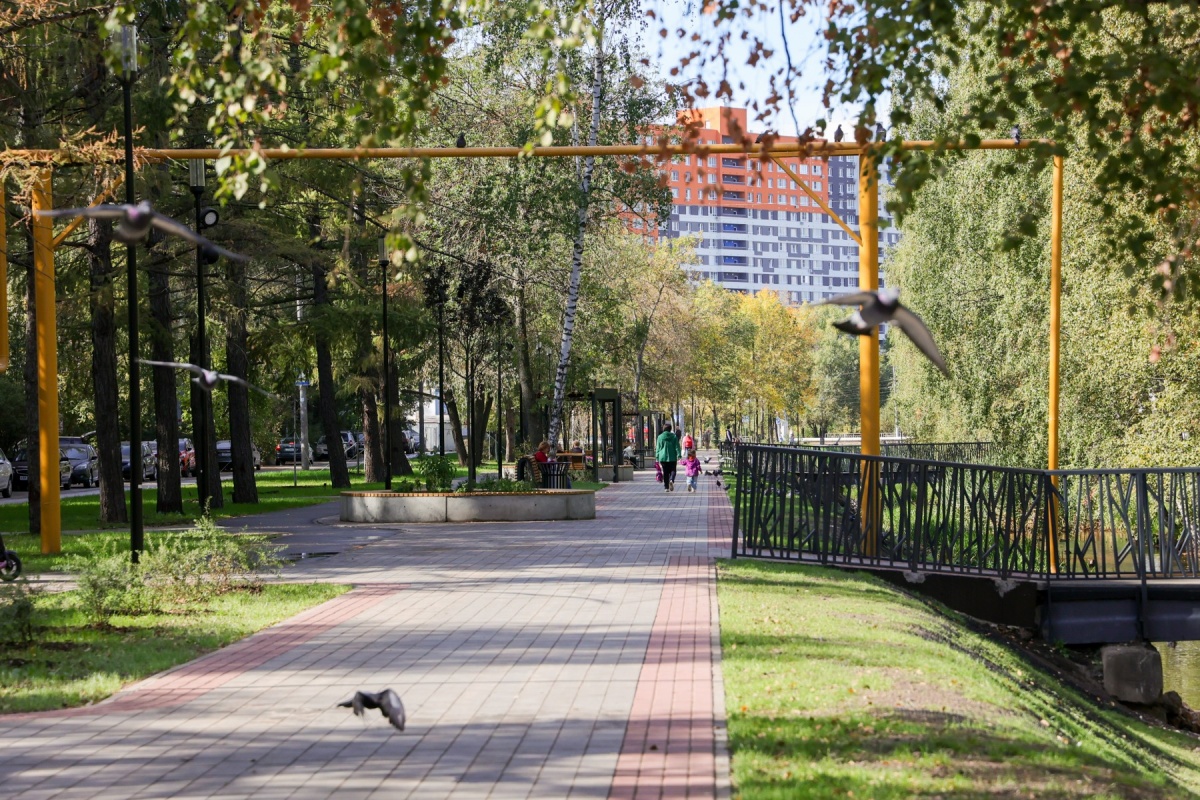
{"left": 1, "top": 138, "right": 1052, "bottom": 165}
{"left": 769, "top": 156, "right": 862, "bottom": 246}
{"left": 51, "top": 173, "right": 124, "bottom": 249}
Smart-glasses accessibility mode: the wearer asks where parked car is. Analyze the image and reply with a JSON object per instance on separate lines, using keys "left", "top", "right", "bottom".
{"left": 120, "top": 441, "right": 156, "bottom": 481}
{"left": 275, "top": 438, "right": 312, "bottom": 465}
{"left": 314, "top": 431, "right": 358, "bottom": 460}
{"left": 12, "top": 443, "right": 73, "bottom": 491}
{"left": 62, "top": 443, "right": 99, "bottom": 488}
{"left": 215, "top": 440, "right": 262, "bottom": 471}
{"left": 179, "top": 438, "right": 196, "bottom": 477}
{"left": 0, "top": 447, "right": 14, "bottom": 497}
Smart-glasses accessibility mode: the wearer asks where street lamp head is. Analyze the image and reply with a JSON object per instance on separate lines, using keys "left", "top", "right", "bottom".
{"left": 117, "top": 24, "right": 138, "bottom": 79}
{"left": 200, "top": 207, "right": 219, "bottom": 228}
{"left": 379, "top": 236, "right": 390, "bottom": 266}
{"left": 188, "top": 159, "right": 206, "bottom": 191}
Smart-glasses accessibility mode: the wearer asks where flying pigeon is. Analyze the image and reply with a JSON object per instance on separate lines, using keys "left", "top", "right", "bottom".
{"left": 833, "top": 124, "right": 844, "bottom": 143}
{"left": 1011, "top": 124, "right": 1021, "bottom": 144}
{"left": 455, "top": 132, "right": 466, "bottom": 148}
{"left": 138, "top": 359, "right": 279, "bottom": 399}
{"left": 339, "top": 689, "right": 406, "bottom": 731}
{"left": 822, "top": 288, "right": 948, "bottom": 375}
{"left": 35, "top": 201, "right": 248, "bottom": 262}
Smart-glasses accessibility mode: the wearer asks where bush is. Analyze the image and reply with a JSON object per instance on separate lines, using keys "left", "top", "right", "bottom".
{"left": 0, "top": 579, "right": 39, "bottom": 645}
{"left": 63, "top": 515, "right": 283, "bottom": 625}
{"left": 462, "top": 477, "right": 537, "bottom": 493}
{"left": 414, "top": 455, "right": 456, "bottom": 491}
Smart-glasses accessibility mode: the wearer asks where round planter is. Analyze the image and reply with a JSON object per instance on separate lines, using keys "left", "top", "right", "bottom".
{"left": 340, "top": 489, "right": 596, "bottom": 523}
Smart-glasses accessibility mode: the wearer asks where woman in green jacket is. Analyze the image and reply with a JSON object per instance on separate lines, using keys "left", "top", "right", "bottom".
{"left": 656, "top": 423, "right": 682, "bottom": 492}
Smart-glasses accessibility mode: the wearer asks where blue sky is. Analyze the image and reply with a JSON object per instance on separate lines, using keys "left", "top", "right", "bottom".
{"left": 644, "top": 0, "right": 868, "bottom": 137}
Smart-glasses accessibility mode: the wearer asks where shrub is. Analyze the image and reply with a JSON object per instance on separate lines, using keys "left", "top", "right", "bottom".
{"left": 67, "top": 549, "right": 160, "bottom": 625}
{"left": 64, "top": 515, "right": 283, "bottom": 625}
{"left": 0, "top": 579, "right": 38, "bottom": 645}
{"left": 463, "top": 477, "right": 537, "bottom": 493}
{"left": 414, "top": 455, "right": 456, "bottom": 491}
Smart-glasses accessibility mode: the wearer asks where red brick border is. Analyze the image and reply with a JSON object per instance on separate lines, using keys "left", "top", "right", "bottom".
{"left": 5, "top": 583, "right": 404, "bottom": 719}
{"left": 609, "top": 556, "right": 718, "bottom": 800}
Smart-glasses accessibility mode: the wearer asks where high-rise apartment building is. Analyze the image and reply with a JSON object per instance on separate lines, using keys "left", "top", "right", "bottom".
{"left": 648, "top": 106, "right": 899, "bottom": 305}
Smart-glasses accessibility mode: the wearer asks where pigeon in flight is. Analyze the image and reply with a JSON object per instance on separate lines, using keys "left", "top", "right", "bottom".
{"left": 339, "top": 689, "right": 406, "bottom": 731}
{"left": 833, "top": 124, "right": 844, "bottom": 143}
{"left": 138, "top": 359, "right": 279, "bottom": 399}
{"left": 35, "top": 201, "right": 248, "bottom": 262}
{"left": 456, "top": 132, "right": 466, "bottom": 148}
{"left": 1011, "top": 124, "right": 1021, "bottom": 144}
{"left": 822, "top": 288, "right": 948, "bottom": 375}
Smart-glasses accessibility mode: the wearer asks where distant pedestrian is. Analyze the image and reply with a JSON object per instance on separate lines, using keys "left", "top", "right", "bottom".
{"left": 683, "top": 449, "right": 701, "bottom": 493}
{"left": 656, "top": 423, "right": 681, "bottom": 492}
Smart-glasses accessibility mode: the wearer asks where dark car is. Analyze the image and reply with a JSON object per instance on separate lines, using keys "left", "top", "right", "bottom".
{"left": 11, "top": 445, "right": 70, "bottom": 490}
{"left": 62, "top": 443, "right": 99, "bottom": 488}
{"left": 215, "top": 440, "right": 262, "bottom": 472}
{"left": 0, "top": 447, "right": 14, "bottom": 497}
{"left": 120, "top": 441, "right": 156, "bottom": 482}
{"left": 275, "top": 438, "right": 312, "bottom": 465}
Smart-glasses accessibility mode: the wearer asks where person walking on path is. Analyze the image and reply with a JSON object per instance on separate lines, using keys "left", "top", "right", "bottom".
{"left": 682, "top": 449, "right": 702, "bottom": 493}
{"left": 656, "top": 423, "right": 682, "bottom": 492}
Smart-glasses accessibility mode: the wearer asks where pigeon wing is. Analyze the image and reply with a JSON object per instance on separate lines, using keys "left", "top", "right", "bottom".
{"left": 890, "top": 306, "right": 949, "bottom": 375}
{"left": 36, "top": 205, "right": 127, "bottom": 221}
{"left": 147, "top": 212, "right": 250, "bottom": 263}
{"left": 819, "top": 291, "right": 878, "bottom": 308}
{"left": 379, "top": 690, "right": 406, "bottom": 731}
{"left": 139, "top": 359, "right": 205, "bottom": 377}
{"left": 832, "top": 317, "right": 873, "bottom": 336}
{"left": 218, "top": 373, "right": 280, "bottom": 400}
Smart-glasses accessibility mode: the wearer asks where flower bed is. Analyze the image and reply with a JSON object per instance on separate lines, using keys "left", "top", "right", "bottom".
{"left": 340, "top": 489, "right": 596, "bottom": 523}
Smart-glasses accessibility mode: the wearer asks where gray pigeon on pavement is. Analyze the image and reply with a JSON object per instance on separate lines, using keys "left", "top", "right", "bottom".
{"left": 822, "top": 288, "right": 948, "bottom": 375}
{"left": 339, "top": 689, "right": 406, "bottom": 731}
{"left": 36, "top": 201, "right": 248, "bottom": 262}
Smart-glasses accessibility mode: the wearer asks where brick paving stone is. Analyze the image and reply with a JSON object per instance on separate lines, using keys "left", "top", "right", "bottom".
{"left": 0, "top": 457, "right": 732, "bottom": 798}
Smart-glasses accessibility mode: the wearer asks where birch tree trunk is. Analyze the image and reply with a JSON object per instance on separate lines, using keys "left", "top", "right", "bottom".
{"left": 547, "top": 33, "right": 605, "bottom": 456}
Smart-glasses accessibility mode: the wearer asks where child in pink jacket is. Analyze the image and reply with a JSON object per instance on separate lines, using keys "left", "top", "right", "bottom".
{"left": 683, "top": 449, "right": 702, "bottom": 493}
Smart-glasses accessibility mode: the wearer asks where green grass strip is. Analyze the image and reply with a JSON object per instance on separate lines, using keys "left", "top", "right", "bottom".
{"left": 0, "top": 583, "right": 349, "bottom": 714}
{"left": 718, "top": 561, "right": 1200, "bottom": 799}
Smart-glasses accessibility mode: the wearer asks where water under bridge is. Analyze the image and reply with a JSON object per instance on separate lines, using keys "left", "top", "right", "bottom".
{"left": 725, "top": 442, "right": 1200, "bottom": 646}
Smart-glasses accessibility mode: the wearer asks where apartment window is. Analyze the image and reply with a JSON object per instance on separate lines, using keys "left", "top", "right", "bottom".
{"left": 799, "top": 164, "right": 809, "bottom": 175}
{"left": 767, "top": 194, "right": 774, "bottom": 204}
{"left": 685, "top": 189, "right": 691, "bottom": 200}
{"left": 708, "top": 174, "right": 716, "bottom": 184}
{"left": 814, "top": 181, "right": 822, "bottom": 191}
{"left": 671, "top": 188, "right": 678, "bottom": 198}
{"left": 633, "top": 219, "right": 643, "bottom": 229}
{"left": 707, "top": 156, "right": 717, "bottom": 167}
{"left": 685, "top": 172, "right": 692, "bottom": 182}
{"left": 671, "top": 170, "right": 679, "bottom": 181}
{"left": 813, "top": 164, "right": 822, "bottom": 176}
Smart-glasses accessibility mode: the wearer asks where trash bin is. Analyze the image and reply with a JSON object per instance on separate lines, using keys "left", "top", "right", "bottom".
{"left": 542, "top": 461, "right": 570, "bottom": 489}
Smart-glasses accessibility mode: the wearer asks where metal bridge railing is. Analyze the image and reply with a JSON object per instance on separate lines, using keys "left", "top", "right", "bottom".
{"left": 732, "top": 444, "right": 1200, "bottom": 582}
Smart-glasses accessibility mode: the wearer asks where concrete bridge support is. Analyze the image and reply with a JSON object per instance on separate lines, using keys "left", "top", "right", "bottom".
{"left": 1102, "top": 643, "right": 1163, "bottom": 705}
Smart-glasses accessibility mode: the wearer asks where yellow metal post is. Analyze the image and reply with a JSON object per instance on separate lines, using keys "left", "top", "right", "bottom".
{"left": 31, "top": 170, "right": 61, "bottom": 554}
{"left": 1046, "top": 155, "right": 1064, "bottom": 573}
{"left": 859, "top": 148, "right": 881, "bottom": 556}
{"left": 0, "top": 181, "right": 8, "bottom": 372}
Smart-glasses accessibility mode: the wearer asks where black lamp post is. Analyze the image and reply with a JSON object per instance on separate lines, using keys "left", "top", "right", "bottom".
{"left": 188, "top": 159, "right": 218, "bottom": 509}
{"left": 379, "top": 237, "right": 392, "bottom": 490}
{"left": 437, "top": 281, "right": 446, "bottom": 458}
{"left": 119, "top": 23, "right": 142, "bottom": 563}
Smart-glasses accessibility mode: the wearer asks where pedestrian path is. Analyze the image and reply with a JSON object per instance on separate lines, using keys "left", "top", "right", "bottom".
{"left": 0, "top": 466, "right": 733, "bottom": 799}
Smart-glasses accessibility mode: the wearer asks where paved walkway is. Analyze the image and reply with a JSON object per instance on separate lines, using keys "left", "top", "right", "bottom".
{"left": 0, "top": 467, "right": 733, "bottom": 799}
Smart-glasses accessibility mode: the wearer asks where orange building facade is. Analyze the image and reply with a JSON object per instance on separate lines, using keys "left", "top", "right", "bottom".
{"left": 627, "top": 106, "right": 897, "bottom": 305}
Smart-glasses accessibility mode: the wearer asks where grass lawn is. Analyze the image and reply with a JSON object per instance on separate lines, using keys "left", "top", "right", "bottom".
{"left": 0, "top": 582, "right": 348, "bottom": 714}
{"left": 718, "top": 560, "right": 1200, "bottom": 799}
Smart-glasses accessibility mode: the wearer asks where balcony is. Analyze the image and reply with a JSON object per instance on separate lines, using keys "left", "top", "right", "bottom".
{"left": 722, "top": 174, "right": 745, "bottom": 184}
{"left": 721, "top": 158, "right": 744, "bottom": 169}
{"left": 722, "top": 223, "right": 747, "bottom": 233}
{"left": 722, "top": 191, "right": 746, "bottom": 202}
{"left": 718, "top": 272, "right": 749, "bottom": 282}
{"left": 717, "top": 206, "right": 748, "bottom": 217}
{"left": 721, "top": 239, "right": 747, "bottom": 249}
{"left": 721, "top": 255, "right": 749, "bottom": 266}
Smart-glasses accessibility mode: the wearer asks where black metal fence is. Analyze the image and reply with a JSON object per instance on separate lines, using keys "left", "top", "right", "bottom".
{"left": 732, "top": 444, "right": 1200, "bottom": 581}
